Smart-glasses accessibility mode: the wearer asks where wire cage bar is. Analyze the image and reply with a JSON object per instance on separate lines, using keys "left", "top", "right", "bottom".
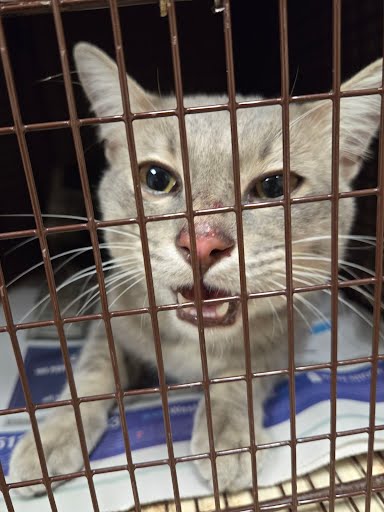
{"left": 0, "top": 0, "right": 383, "bottom": 511}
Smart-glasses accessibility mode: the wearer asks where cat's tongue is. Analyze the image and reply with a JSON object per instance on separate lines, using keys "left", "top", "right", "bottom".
{"left": 176, "top": 285, "right": 238, "bottom": 327}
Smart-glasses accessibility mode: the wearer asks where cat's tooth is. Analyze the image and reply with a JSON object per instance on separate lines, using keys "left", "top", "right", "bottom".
{"left": 216, "top": 301, "right": 229, "bottom": 317}
{"left": 177, "top": 292, "right": 189, "bottom": 304}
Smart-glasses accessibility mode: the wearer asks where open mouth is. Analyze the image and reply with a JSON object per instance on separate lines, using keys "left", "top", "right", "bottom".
{"left": 175, "top": 285, "right": 239, "bottom": 327}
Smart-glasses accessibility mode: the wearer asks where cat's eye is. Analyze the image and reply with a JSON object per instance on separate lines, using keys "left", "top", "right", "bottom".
{"left": 140, "top": 164, "right": 178, "bottom": 194}
{"left": 249, "top": 172, "right": 301, "bottom": 200}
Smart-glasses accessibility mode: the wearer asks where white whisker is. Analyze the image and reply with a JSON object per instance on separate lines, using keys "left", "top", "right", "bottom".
{"left": 293, "top": 234, "right": 376, "bottom": 247}
{"left": 18, "top": 259, "right": 138, "bottom": 322}
{"left": 107, "top": 275, "right": 145, "bottom": 311}
{"left": 7, "top": 244, "right": 137, "bottom": 288}
{"left": 266, "top": 298, "right": 276, "bottom": 338}
{"left": 99, "top": 226, "right": 140, "bottom": 240}
{"left": 293, "top": 254, "right": 376, "bottom": 277}
{"left": 0, "top": 213, "right": 141, "bottom": 241}
{"left": 270, "top": 275, "right": 330, "bottom": 326}
{"left": 65, "top": 268, "right": 143, "bottom": 317}
{"left": 4, "top": 236, "right": 37, "bottom": 257}
{"left": 322, "top": 289, "right": 383, "bottom": 338}
{"left": 7, "top": 247, "right": 98, "bottom": 289}
{"left": 0, "top": 213, "right": 88, "bottom": 221}
{"left": 292, "top": 263, "right": 381, "bottom": 308}
{"left": 292, "top": 302, "right": 312, "bottom": 331}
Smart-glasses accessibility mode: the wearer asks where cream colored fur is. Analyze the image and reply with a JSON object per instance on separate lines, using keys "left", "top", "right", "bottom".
{"left": 9, "top": 43, "right": 383, "bottom": 495}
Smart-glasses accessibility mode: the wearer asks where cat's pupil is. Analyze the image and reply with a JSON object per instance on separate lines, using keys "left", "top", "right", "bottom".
{"left": 146, "top": 166, "right": 171, "bottom": 191}
{"left": 261, "top": 175, "right": 284, "bottom": 198}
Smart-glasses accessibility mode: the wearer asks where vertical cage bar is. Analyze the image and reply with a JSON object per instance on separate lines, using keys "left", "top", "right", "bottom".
{"left": 0, "top": 440, "right": 15, "bottom": 510}
{"left": 107, "top": 0, "right": 183, "bottom": 507}
{"left": 166, "top": 1, "right": 222, "bottom": 507}
{"left": 222, "top": 0, "right": 261, "bottom": 508}
{"left": 364, "top": 51, "right": 384, "bottom": 512}
{"left": 49, "top": 2, "right": 142, "bottom": 508}
{"left": 278, "top": 0, "right": 298, "bottom": 507}
{"left": 0, "top": 260, "right": 57, "bottom": 507}
{"left": 328, "top": 1, "right": 341, "bottom": 510}
{"left": 0, "top": 18, "right": 98, "bottom": 507}
{"left": 2, "top": 9, "right": 102, "bottom": 507}
{"left": 334, "top": 466, "right": 359, "bottom": 512}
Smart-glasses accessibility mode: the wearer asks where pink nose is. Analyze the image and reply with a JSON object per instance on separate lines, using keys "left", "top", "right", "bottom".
{"left": 177, "top": 224, "right": 234, "bottom": 273}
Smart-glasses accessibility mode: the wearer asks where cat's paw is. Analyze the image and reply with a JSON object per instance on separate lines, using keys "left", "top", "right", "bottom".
{"left": 9, "top": 414, "right": 86, "bottom": 497}
{"left": 191, "top": 396, "right": 265, "bottom": 492}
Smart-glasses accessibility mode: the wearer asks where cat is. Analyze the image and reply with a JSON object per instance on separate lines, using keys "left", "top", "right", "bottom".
{"left": 9, "top": 42, "right": 383, "bottom": 496}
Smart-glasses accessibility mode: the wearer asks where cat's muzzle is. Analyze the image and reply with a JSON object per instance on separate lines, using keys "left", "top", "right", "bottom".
{"left": 175, "top": 285, "right": 239, "bottom": 327}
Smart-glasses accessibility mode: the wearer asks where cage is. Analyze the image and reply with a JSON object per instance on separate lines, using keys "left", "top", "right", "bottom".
{"left": 0, "top": 0, "right": 383, "bottom": 511}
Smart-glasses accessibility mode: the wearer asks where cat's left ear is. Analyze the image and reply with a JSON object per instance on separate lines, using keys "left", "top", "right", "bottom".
{"left": 339, "top": 58, "right": 383, "bottom": 180}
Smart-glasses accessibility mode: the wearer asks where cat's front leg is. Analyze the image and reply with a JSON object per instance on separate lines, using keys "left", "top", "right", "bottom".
{"left": 191, "top": 376, "right": 269, "bottom": 492}
{"left": 9, "top": 328, "right": 130, "bottom": 497}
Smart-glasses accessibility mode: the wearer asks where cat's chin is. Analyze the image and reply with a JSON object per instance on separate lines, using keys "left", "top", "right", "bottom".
{"left": 174, "top": 285, "right": 239, "bottom": 328}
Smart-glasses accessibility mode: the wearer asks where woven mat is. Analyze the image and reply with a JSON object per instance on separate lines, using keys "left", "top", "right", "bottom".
{"left": 129, "top": 453, "right": 384, "bottom": 512}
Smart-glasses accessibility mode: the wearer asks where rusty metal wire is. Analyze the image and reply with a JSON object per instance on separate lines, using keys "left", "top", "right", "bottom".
{"left": 0, "top": 0, "right": 383, "bottom": 510}
{"left": 328, "top": 2, "right": 342, "bottom": 510}
{"left": 364, "top": 9, "right": 384, "bottom": 511}
{"left": 0, "top": 0, "right": 189, "bottom": 16}
{"left": 278, "top": 1, "right": 298, "bottom": 506}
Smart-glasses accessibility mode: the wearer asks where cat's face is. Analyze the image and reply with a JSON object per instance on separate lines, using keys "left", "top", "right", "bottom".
{"left": 74, "top": 43, "right": 382, "bottom": 344}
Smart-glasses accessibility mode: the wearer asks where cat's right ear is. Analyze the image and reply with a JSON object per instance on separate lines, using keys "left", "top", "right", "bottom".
{"left": 73, "top": 42, "right": 156, "bottom": 120}
{"left": 300, "top": 58, "right": 383, "bottom": 183}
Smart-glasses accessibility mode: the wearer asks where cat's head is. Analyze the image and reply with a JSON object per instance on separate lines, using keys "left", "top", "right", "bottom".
{"left": 74, "top": 42, "right": 382, "bottom": 344}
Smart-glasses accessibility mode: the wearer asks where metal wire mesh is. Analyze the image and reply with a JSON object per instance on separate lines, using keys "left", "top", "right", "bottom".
{"left": 0, "top": 0, "right": 383, "bottom": 510}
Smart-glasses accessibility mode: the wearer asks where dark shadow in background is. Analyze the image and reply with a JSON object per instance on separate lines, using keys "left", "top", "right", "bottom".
{"left": 0, "top": 0, "right": 382, "bottom": 313}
